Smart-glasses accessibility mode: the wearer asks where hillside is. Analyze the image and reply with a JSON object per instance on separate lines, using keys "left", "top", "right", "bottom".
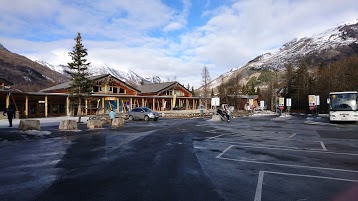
{"left": 205, "top": 19, "right": 358, "bottom": 92}
{"left": 0, "top": 44, "right": 68, "bottom": 92}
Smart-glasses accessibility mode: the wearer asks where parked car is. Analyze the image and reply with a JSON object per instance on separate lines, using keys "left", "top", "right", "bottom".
{"left": 128, "top": 107, "right": 159, "bottom": 121}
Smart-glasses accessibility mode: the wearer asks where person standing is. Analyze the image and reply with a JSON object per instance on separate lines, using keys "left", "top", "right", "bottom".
{"left": 200, "top": 105, "right": 204, "bottom": 117}
{"left": 109, "top": 109, "right": 115, "bottom": 125}
{"left": 3, "top": 106, "right": 15, "bottom": 127}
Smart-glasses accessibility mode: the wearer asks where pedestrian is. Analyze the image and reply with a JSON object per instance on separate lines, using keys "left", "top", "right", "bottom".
{"left": 200, "top": 105, "right": 204, "bottom": 117}
{"left": 109, "top": 109, "right": 115, "bottom": 125}
{"left": 3, "top": 106, "right": 16, "bottom": 127}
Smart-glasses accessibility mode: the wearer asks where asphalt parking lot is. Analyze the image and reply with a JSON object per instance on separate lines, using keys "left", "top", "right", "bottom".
{"left": 193, "top": 115, "right": 358, "bottom": 201}
{"left": 0, "top": 115, "right": 358, "bottom": 201}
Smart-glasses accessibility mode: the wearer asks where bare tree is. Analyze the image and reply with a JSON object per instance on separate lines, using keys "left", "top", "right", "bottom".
{"left": 201, "top": 66, "right": 211, "bottom": 98}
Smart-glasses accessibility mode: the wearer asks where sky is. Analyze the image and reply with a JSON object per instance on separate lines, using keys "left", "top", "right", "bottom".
{"left": 0, "top": 0, "right": 357, "bottom": 88}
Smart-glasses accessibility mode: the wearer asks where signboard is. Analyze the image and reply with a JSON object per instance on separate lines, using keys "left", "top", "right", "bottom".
{"left": 286, "top": 98, "right": 292, "bottom": 107}
{"left": 315, "top": 95, "right": 320, "bottom": 106}
{"left": 249, "top": 99, "right": 254, "bottom": 106}
{"left": 279, "top": 106, "right": 284, "bottom": 111}
{"left": 211, "top": 97, "right": 220, "bottom": 106}
{"left": 309, "top": 106, "right": 315, "bottom": 111}
{"left": 279, "top": 97, "right": 284, "bottom": 106}
{"left": 260, "top": 100, "right": 265, "bottom": 109}
{"left": 308, "top": 95, "right": 316, "bottom": 106}
{"left": 38, "top": 100, "right": 45, "bottom": 103}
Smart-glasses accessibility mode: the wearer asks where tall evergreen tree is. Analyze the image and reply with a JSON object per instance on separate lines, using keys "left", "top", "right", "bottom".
{"left": 65, "top": 33, "right": 94, "bottom": 123}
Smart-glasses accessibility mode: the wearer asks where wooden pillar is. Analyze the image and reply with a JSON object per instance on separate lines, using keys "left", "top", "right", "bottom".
{"left": 5, "top": 93, "right": 10, "bottom": 108}
{"left": 142, "top": 98, "right": 145, "bottom": 107}
{"left": 170, "top": 99, "right": 173, "bottom": 110}
{"left": 45, "top": 96, "right": 48, "bottom": 117}
{"left": 85, "top": 98, "right": 88, "bottom": 115}
{"left": 193, "top": 99, "right": 195, "bottom": 109}
{"left": 186, "top": 99, "right": 189, "bottom": 110}
{"left": 25, "top": 95, "right": 28, "bottom": 118}
{"left": 130, "top": 98, "right": 133, "bottom": 110}
{"left": 66, "top": 96, "right": 70, "bottom": 116}
{"left": 102, "top": 98, "right": 105, "bottom": 113}
{"left": 152, "top": 98, "right": 155, "bottom": 111}
{"left": 162, "top": 99, "right": 165, "bottom": 111}
{"left": 117, "top": 98, "right": 120, "bottom": 113}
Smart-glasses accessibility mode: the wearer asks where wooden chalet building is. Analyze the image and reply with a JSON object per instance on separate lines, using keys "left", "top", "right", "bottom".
{"left": 1, "top": 74, "right": 203, "bottom": 118}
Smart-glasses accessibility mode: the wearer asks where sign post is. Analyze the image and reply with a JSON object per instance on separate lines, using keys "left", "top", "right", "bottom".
{"left": 286, "top": 98, "right": 292, "bottom": 114}
{"left": 279, "top": 97, "right": 284, "bottom": 115}
{"left": 315, "top": 95, "right": 320, "bottom": 117}
{"left": 308, "top": 95, "right": 316, "bottom": 117}
{"left": 260, "top": 100, "right": 265, "bottom": 110}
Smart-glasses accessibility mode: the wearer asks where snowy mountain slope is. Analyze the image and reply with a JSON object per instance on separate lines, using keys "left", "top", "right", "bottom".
{"left": 36, "top": 61, "right": 160, "bottom": 86}
{"left": 204, "top": 19, "right": 358, "bottom": 91}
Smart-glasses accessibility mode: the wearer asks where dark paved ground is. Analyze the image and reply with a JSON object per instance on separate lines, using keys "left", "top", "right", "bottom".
{"left": 0, "top": 115, "right": 357, "bottom": 201}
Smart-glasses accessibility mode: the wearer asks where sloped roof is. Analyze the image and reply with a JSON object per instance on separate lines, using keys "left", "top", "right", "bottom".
{"left": 137, "top": 81, "right": 188, "bottom": 94}
{"left": 0, "top": 77, "right": 14, "bottom": 86}
{"left": 40, "top": 74, "right": 140, "bottom": 93}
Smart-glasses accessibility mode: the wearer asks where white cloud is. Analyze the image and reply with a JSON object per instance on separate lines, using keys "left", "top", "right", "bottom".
{"left": 1, "top": 0, "right": 358, "bottom": 88}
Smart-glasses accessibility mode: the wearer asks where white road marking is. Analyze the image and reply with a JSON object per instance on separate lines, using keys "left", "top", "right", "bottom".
{"left": 253, "top": 171, "right": 358, "bottom": 201}
{"left": 224, "top": 144, "right": 358, "bottom": 156}
{"left": 288, "top": 133, "right": 297, "bottom": 138}
{"left": 208, "top": 134, "right": 224, "bottom": 140}
{"left": 218, "top": 157, "right": 358, "bottom": 173}
{"left": 210, "top": 140, "right": 323, "bottom": 151}
{"left": 264, "top": 171, "right": 358, "bottom": 182}
{"left": 254, "top": 171, "right": 264, "bottom": 201}
{"left": 320, "top": 141, "right": 328, "bottom": 151}
{"left": 215, "top": 145, "right": 234, "bottom": 158}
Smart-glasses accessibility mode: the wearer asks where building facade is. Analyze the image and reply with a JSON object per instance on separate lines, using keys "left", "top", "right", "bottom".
{"left": 0, "top": 74, "right": 206, "bottom": 118}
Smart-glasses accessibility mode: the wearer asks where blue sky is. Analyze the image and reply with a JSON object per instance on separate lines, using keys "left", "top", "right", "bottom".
{"left": 0, "top": 0, "right": 357, "bottom": 87}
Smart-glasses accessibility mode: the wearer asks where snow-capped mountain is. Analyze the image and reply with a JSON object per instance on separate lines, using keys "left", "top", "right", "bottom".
{"left": 36, "top": 61, "right": 161, "bottom": 86}
{"left": 205, "top": 19, "right": 358, "bottom": 91}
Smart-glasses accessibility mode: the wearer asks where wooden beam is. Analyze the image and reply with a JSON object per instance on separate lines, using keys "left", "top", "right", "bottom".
{"left": 10, "top": 95, "right": 18, "bottom": 111}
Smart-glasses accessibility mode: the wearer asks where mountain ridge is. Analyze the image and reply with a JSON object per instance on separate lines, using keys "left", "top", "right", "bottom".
{"left": 205, "top": 20, "right": 358, "bottom": 91}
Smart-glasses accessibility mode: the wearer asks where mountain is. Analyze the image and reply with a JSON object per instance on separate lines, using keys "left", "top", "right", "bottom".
{"left": 205, "top": 19, "right": 358, "bottom": 91}
{"left": 0, "top": 44, "right": 68, "bottom": 92}
{"left": 36, "top": 61, "right": 162, "bottom": 87}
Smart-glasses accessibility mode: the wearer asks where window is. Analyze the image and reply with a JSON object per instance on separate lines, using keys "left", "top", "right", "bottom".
{"left": 113, "top": 87, "right": 118, "bottom": 93}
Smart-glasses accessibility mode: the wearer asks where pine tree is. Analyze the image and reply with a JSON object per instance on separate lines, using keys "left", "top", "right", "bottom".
{"left": 65, "top": 33, "right": 94, "bottom": 123}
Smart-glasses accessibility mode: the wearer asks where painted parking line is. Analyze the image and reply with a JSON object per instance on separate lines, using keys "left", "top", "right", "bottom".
{"left": 254, "top": 171, "right": 358, "bottom": 201}
{"left": 216, "top": 145, "right": 358, "bottom": 173}
{"left": 215, "top": 145, "right": 234, "bottom": 159}
{"left": 207, "top": 134, "right": 224, "bottom": 140}
{"left": 209, "top": 140, "right": 325, "bottom": 151}
{"left": 217, "top": 144, "right": 358, "bottom": 156}
{"left": 288, "top": 133, "right": 297, "bottom": 138}
{"left": 320, "top": 141, "right": 328, "bottom": 151}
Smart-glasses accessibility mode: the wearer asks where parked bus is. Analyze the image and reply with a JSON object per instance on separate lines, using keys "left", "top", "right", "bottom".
{"left": 327, "top": 91, "right": 358, "bottom": 122}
